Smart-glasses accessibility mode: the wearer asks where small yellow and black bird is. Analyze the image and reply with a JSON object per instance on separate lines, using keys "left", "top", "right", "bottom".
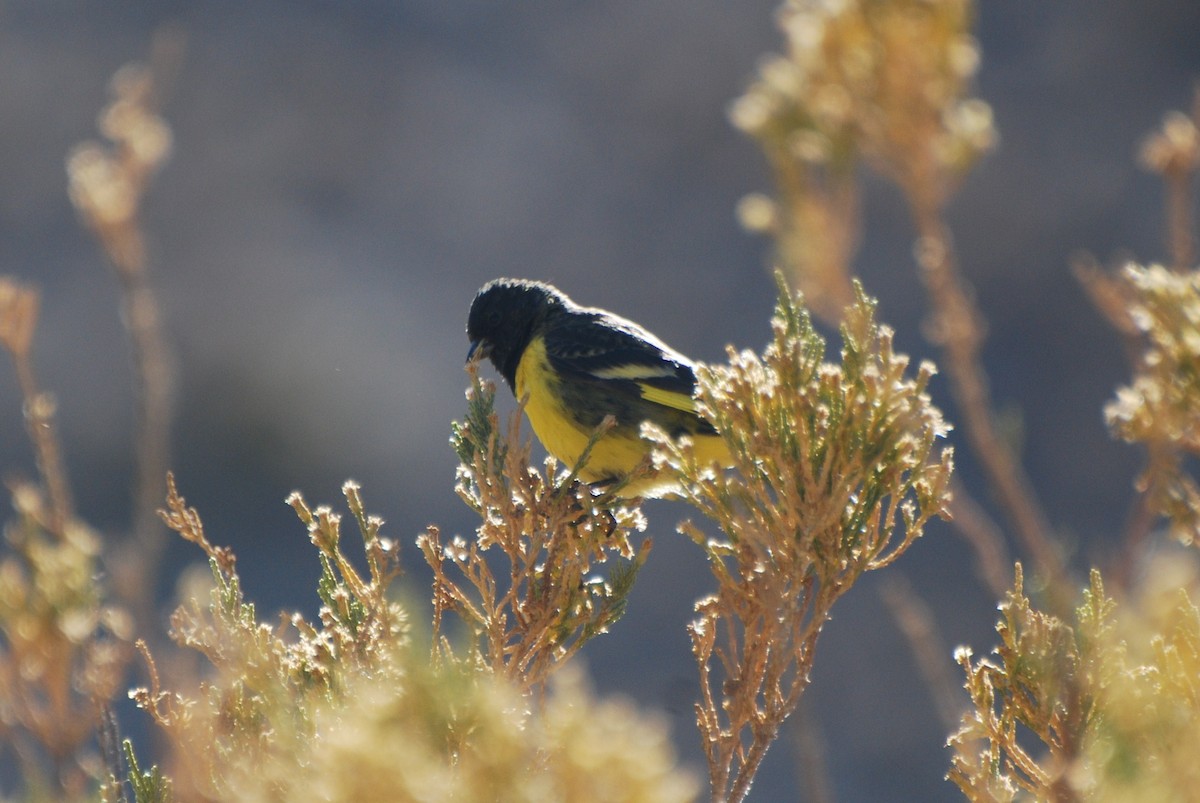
{"left": 466, "top": 278, "right": 730, "bottom": 496}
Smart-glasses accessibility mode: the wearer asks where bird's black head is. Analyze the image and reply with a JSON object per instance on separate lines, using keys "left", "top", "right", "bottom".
{"left": 466, "top": 278, "right": 567, "bottom": 390}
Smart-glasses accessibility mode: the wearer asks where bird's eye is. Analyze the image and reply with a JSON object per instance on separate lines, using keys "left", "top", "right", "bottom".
{"left": 487, "top": 310, "right": 502, "bottom": 328}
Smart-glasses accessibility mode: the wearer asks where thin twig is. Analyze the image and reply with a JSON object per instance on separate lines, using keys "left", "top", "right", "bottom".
{"left": 946, "top": 477, "right": 1013, "bottom": 599}
{"left": 791, "top": 698, "right": 836, "bottom": 803}
{"left": 11, "top": 352, "right": 74, "bottom": 539}
{"left": 1165, "top": 167, "right": 1195, "bottom": 272}
{"left": 112, "top": 260, "right": 175, "bottom": 598}
{"left": 910, "top": 209, "right": 1069, "bottom": 600}
{"left": 97, "top": 705, "right": 128, "bottom": 803}
{"left": 1162, "top": 85, "right": 1199, "bottom": 272}
{"left": 880, "top": 574, "right": 963, "bottom": 732}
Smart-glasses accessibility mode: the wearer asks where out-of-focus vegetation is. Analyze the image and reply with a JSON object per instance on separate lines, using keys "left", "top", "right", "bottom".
{"left": 2, "top": 2, "right": 1200, "bottom": 801}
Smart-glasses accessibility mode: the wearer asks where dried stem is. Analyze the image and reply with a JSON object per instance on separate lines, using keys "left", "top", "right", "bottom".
{"left": 9, "top": 356, "right": 74, "bottom": 539}
{"left": 880, "top": 574, "right": 963, "bottom": 732}
{"left": 911, "top": 210, "right": 1068, "bottom": 598}
{"left": 116, "top": 254, "right": 175, "bottom": 564}
{"left": 791, "top": 701, "right": 836, "bottom": 803}
{"left": 67, "top": 34, "right": 181, "bottom": 635}
{"left": 1154, "top": 85, "right": 1200, "bottom": 272}
{"left": 1071, "top": 255, "right": 1165, "bottom": 586}
{"left": 1165, "top": 161, "right": 1196, "bottom": 272}
{"left": 946, "top": 476, "right": 1014, "bottom": 599}
{"left": 1111, "top": 445, "right": 1177, "bottom": 589}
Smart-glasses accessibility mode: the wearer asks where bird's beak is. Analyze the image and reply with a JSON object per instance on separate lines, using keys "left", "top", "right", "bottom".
{"left": 466, "top": 339, "right": 492, "bottom": 364}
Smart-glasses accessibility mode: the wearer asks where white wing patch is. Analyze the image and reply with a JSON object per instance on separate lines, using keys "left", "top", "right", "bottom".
{"left": 590, "top": 363, "right": 679, "bottom": 380}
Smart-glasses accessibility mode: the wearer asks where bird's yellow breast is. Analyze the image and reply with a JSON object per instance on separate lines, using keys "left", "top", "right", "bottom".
{"left": 513, "top": 337, "right": 733, "bottom": 497}
{"left": 515, "top": 337, "right": 651, "bottom": 483}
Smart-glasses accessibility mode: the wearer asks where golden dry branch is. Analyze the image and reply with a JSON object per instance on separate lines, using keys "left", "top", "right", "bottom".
{"left": 419, "top": 364, "right": 650, "bottom": 694}
{"left": 649, "top": 276, "right": 953, "bottom": 802}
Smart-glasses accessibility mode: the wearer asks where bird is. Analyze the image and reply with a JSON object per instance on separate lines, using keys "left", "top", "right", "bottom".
{"left": 465, "top": 278, "right": 730, "bottom": 497}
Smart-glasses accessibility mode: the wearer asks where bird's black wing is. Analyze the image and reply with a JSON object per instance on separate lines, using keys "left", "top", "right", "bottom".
{"left": 541, "top": 309, "right": 715, "bottom": 434}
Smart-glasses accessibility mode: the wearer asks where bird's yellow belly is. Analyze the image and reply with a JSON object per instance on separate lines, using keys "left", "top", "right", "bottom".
{"left": 515, "top": 338, "right": 644, "bottom": 482}
{"left": 514, "top": 337, "right": 732, "bottom": 495}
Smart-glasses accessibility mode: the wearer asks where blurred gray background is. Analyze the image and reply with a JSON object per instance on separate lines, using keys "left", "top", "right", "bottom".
{"left": 2, "top": 1, "right": 1198, "bottom": 800}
